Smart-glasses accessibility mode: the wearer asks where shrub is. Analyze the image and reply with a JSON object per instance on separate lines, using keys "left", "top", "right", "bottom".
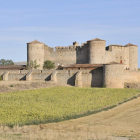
{"left": 26, "top": 60, "right": 40, "bottom": 70}
{"left": 0, "top": 76, "right": 2, "bottom": 81}
{"left": 43, "top": 60, "right": 55, "bottom": 69}
{"left": 103, "top": 84, "right": 106, "bottom": 88}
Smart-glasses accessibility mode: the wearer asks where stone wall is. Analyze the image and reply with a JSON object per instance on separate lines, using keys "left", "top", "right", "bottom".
{"left": 44, "top": 45, "right": 89, "bottom": 66}
{"left": 1, "top": 64, "right": 140, "bottom": 89}
{"left": 0, "top": 69, "right": 104, "bottom": 87}
{"left": 124, "top": 70, "right": 140, "bottom": 83}
{"left": 103, "top": 64, "right": 124, "bottom": 88}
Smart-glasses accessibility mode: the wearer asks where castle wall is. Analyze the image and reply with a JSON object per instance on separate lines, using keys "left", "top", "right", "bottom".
{"left": 76, "top": 45, "right": 89, "bottom": 64}
{"left": 0, "top": 69, "right": 103, "bottom": 87}
{"left": 44, "top": 45, "right": 89, "bottom": 66}
{"left": 44, "top": 46, "right": 77, "bottom": 65}
{"left": 31, "top": 70, "right": 54, "bottom": 81}
{"left": 82, "top": 69, "right": 103, "bottom": 87}
{"left": 105, "top": 46, "right": 129, "bottom": 69}
{"left": 124, "top": 70, "right": 140, "bottom": 83}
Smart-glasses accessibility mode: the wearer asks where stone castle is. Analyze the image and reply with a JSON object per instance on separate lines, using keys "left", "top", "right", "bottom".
{"left": 27, "top": 38, "right": 138, "bottom": 71}
{"left": 0, "top": 38, "right": 139, "bottom": 89}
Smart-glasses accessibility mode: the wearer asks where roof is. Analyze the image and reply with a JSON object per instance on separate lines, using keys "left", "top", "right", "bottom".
{"left": 125, "top": 43, "right": 137, "bottom": 47}
{"left": 63, "top": 64, "right": 103, "bottom": 68}
{"left": 106, "top": 61, "right": 123, "bottom": 65}
{"left": 109, "top": 45, "right": 124, "bottom": 47}
{"left": 63, "top": 62, "right": 123, "bottom": 68}
{"left": 27, "top": 39, "right": 44, "bottom": 44}
{"left": 0, "top": 65, "right": 26, "bottom": 69}
{"left": 87, "top": 38, "right": 106, "bottom": 42}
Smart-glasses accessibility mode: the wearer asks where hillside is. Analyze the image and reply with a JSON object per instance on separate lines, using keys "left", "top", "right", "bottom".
{"left": 0, "top": 86, "right": 139, "bottom": 139}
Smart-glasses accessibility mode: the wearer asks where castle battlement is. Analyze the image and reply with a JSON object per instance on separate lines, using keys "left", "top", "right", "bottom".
{"left": 27, "top": 38, "right": 138, "bottom": 71}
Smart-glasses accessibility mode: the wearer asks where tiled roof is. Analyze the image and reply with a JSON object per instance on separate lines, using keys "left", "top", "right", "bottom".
{"left": 87, "top": 38, "right": 106, "bottom": 42}
{"left": 106, "top": 61, "right": 123, "bottom": 64}
{"left": 63, "top": 64, "right": 103, "bottom": 68}
{"left": 125, "top": 43, "right": 137, "bottom": 47}
{"left": 27, "top": 39, "right": 44, "bottom": 44}
{"left": 109, "top": 45, "right": 124, "bottom": 47}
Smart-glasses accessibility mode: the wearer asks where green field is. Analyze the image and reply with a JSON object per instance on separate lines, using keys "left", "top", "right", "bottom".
{"left": 0, "top": 87, "right": 139, "bottom": 127}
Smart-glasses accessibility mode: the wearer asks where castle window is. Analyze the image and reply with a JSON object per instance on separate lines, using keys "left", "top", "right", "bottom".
{"left": 120, "top": 56, "right": 122, "bottom": 59}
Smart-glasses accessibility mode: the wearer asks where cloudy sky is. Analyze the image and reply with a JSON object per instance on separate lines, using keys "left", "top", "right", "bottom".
{"left": 0, "top": 0, "right": 140, "bottom": 66}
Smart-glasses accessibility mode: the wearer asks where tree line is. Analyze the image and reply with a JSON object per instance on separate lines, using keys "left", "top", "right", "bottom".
{"left": 0, "top": 59, "right": 14, "bottom": 65}
{"left": 0, "top": 59, "right": 55, "bottom": 69}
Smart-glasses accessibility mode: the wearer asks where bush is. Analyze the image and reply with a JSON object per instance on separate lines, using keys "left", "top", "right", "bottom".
{"left": 0, "top": 76, "right": 2, "bottom": 81}
{"left": 103, "top": 84, "right": 106, "bottom": 88}
{"left": 43, "top": 60, "right": 55, "bottom": 69}
{"left": 26, "top": 60, "right": 40, "bottom": 70}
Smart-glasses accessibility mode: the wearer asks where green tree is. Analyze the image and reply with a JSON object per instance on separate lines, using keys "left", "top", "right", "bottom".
{"left": 43, "top": 60, "right": 55, "bottom": 69}
{"left": 0, "top": 59, "right": 14, "bottom": 65}
{"left": 26, "top": 60, "right": 40, "bottom": 70}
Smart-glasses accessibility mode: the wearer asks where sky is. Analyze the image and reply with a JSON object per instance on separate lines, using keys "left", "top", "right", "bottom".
{"left": 0, "top": 0, "right": 140, "bottom": 67}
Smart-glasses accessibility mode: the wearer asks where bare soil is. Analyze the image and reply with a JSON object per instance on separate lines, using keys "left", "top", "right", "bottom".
{"left": 0, "top": 80, "right": 70, "bottom": 93}
{"left": 0, "top": 81, "right": 140, "bottom": 140}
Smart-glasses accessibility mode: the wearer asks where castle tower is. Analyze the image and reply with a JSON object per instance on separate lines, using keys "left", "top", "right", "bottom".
{"left": 103, "top": 64, "right": 124, "bottom": 88}
{"left": 125, "top": 43, "right": 138, "bottom": 71}
{"left": 27, "top": 40, "right": 45, "bottom": 69}
{"left": 87, "top": 38, "right": 106, "bottom": 64}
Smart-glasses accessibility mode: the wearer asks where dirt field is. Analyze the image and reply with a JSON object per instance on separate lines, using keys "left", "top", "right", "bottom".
{"left": 0, "top": 81, "right": 140, "bottom": 140}
{"left": 0, "top": 80, "right": 70, "bottom": 93}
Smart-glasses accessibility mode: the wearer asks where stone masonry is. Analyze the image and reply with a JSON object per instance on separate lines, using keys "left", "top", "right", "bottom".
{"left": 27, "top": 38, "right": 138, "bottom": 71}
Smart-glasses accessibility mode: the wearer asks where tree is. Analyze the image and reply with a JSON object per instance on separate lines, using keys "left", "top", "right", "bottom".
{"left": 0, "top": 59, "right": 14, "bottom": 65}
{"left": 26, "top": 60, "right": 40, "bottom": 70}
{"left": 43, "top": 60, "right": 55, "bottom": 69}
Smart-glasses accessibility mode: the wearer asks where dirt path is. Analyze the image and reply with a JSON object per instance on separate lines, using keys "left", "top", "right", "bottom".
{"left": 1, "top": 97, "right": 140, "bottom": 139}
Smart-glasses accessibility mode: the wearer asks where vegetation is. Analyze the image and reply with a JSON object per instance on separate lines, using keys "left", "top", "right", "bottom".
{"left": 0, "top": 59, "right": 14, "bottom": 65}
{"left": 0, "top": 87, "right": 139, "bottom": 127}
{"left": 26, "top": 60, "right": 40, "bottom": 70}
{"left": 0, "top": 76, "right": 2, "bottom": 81}
{"left": 43, "top": 60, "right": 55, "bottom": 69}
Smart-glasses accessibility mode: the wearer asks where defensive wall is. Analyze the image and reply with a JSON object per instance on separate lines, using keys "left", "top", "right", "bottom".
{"left": 27, "top": 38, "right": 138, "bottom": 71}
{"left": 1, "top": 64, "right": 140, "bottom": 89}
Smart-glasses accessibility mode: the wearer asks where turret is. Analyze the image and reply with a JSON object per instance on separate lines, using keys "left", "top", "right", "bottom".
{"left": 125, "top": 43, "right": 138, "bottom": 71}
{"left": 103, "top": 64, "right": 124, "bottom": 88}
{"left": 87, "top": 38, "right": 106, "bottom": 64}
{"left": 27, "top": 40, "right": 44, "bottom": 69}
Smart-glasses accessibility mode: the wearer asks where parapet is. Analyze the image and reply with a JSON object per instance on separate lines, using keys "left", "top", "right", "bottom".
{"left": 73, "top": 41, "right": 79, "bottom": 46}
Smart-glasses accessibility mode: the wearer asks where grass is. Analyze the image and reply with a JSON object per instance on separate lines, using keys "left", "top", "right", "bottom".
{"left": 0, "top": 87, "right": 139, "bottom": 127}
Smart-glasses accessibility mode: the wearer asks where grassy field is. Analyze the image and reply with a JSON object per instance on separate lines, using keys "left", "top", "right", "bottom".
{"left": 0, "top": 87, "right": 139, "bottom": 127}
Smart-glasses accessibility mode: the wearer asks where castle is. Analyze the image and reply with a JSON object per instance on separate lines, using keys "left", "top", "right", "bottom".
{"left": 27, "top": 38, "right": 138, "bottom": 71}
{"left": 0, "top": 38, "right": 139, "bottom": 89}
